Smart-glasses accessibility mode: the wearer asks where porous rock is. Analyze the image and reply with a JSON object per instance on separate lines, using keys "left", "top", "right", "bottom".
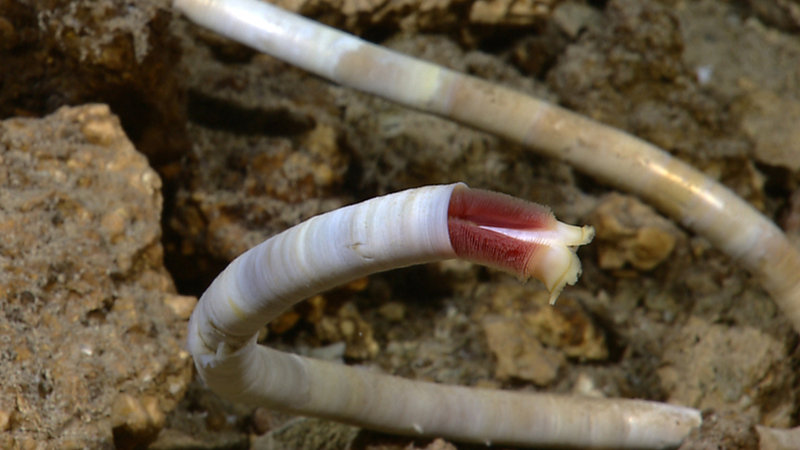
{"left": 316, "top": 301, "right": 380, "bottom": 360}
{"left": 738, "top": 86, "right": 800, "bottom": 171}
{"left": 589, "top": 193, "right": 681, "bottom": 271}
{"left": 480, "top": 283, "right": 607, "bottom": 385}
{"left": 0, "top": 105, "right": 192, "bottom": 448}
{"left": 659, "top": 316, "right": 794, "bottom": 428}
{"left": 482, "top": 315, "right": 565, "bottom": 385}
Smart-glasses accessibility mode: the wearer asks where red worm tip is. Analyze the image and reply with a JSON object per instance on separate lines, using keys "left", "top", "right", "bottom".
{"left": 447, "top": 186, "right": 593, "bottom": 302}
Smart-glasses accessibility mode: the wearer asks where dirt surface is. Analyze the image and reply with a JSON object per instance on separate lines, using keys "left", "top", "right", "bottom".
{"left": 2, "top": 0, "right": 800, "bottom": 448}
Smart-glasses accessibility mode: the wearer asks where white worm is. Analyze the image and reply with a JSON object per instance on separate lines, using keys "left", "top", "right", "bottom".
{"left": 187, "top": 183, "right": 701, "bottom": 448}
{"left": 174, "top": 0, "right": 800, "bottom": 335}
{"left": 173, "top": 0, "right": 800, "bottom": 446}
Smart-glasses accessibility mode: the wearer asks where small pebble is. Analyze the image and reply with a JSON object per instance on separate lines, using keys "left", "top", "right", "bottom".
{"left": 378, "top": 301, "right": 406, "bottom": 321}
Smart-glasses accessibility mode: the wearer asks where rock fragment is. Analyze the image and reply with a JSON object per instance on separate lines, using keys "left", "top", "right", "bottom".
{"left": 316, "top": 302, "right": 380, "bottom": 360}
{"left": 589, "top": 193, "right": 680, "bottom": 271}
{"left": 659, "top": 317, "right": 793, "bottom": 427}
{"left": 483, "top": 315, "right": 565, "bottom": 385}
{"left": 0, "top": 105, "right": 192, "bottom": 448}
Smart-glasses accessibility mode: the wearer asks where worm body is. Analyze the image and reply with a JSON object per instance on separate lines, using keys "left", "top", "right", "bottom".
{"left": 187, "top": 184, "right": 699, "bottom": 448}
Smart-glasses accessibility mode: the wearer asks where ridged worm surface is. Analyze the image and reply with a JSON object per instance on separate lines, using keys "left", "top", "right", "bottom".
{"left": 187, "top": 184, "right": 700, "bottom": 448}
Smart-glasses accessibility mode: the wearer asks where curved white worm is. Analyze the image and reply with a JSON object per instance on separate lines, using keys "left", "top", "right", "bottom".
{"left": 175, "top": 0, "right": 800, "bottom": 335}
{"left": 187, "top": 183, "right": 700, "bottom": 448}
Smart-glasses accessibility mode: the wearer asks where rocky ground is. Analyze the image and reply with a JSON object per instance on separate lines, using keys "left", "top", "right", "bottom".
{"left": 1, "top": 0, "right": 800, "bottom": 448}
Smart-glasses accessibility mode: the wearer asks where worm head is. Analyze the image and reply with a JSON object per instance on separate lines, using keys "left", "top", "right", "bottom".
{"left": 448, "top": 186, "right": 594, "bottom": 303}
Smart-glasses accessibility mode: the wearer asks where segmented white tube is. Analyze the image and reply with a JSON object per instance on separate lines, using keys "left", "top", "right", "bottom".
{"left": 175, "top": 0, "right": 800, "bottom": 334}
{"left": 188, "top": 184, "right": 456, "bottom": 356}
{"left": 187, "top": 184, "right": 700, "bottom": 448}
